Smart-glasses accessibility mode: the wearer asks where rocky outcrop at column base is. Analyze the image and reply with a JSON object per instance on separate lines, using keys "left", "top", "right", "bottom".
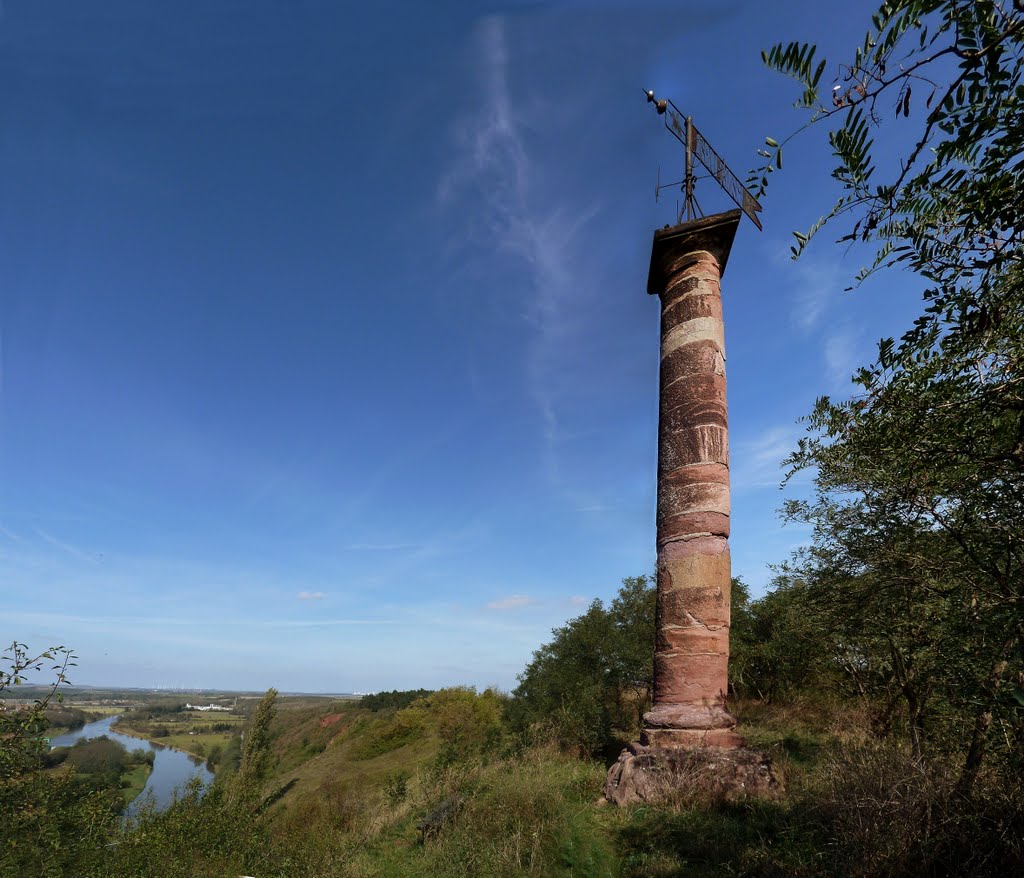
{"left": 604, "top": 742, "right": 782, "bottom": 806}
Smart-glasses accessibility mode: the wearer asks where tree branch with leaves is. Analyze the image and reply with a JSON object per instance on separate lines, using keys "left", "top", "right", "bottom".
{"left": 757, "top": 0, "right": 1024, "bottom": 794}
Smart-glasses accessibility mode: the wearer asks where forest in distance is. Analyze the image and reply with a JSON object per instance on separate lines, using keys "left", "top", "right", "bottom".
{"left": 4, "top": 0, "right": 1024, "bottom": 875}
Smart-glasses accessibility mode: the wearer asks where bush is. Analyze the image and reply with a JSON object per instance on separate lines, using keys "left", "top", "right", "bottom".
{"left": 384, "top": 771, "right": 409, "bottom": 805}
{"left": 509, "top": 576, "right": 654, "bottom": 757}
{"left": 807, "top": 740, "right": 1024, "bottom": 876}
{"left": 350, "top": 708, "right": 425, "bottom": 760}
{"left": 43, "top": 705, "right": 91, "bottom": 731}
{"left": 423, "top": 687, "right": 506, "bottom": 765}
{"left": 405, "top": 749, "right": 615, "bottom": 878}
{"left": 65, "top": 736, "right": 128, "bottom": 780}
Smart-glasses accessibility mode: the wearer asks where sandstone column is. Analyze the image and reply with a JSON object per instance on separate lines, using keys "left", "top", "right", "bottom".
{"left": 604, "top": 210, "right": 780, "bottom": 805}
{"left": 642, "top": 209, "right": 744, "bottom": 750}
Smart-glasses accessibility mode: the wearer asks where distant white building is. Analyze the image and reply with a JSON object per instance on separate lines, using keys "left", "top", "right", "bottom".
{"left": 185, "top": 702, "right": 230, "bottom": 712}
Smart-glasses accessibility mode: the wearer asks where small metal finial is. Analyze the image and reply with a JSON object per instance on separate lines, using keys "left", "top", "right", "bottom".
{"left": 644, "top": 89, "right": 667, "bottom": 114}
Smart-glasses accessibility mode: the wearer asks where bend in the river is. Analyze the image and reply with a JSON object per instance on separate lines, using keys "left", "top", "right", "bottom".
{"left": 49, "top": 714, "right": 214, "bottom": 816}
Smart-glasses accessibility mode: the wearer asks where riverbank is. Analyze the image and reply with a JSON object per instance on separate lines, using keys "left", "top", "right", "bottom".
{"left": 111, "top": 718, "right": 234, "bottom": 768}
{"left": 46, "top": 735, "right": 155, "bottom": 809}
{"left": 108, "top": 720, "right": 158, "bottom": 745}
{"left": 120, "top": 761, "right": 154, "bottom": 805}
{"left": 49, "top": 714, "right": 214, "bottom": 814}
{"left": 44, "top": 706, "right": 109, "bottom": 739}
{"left": 111, "top": 707, "right": 245, "bottom": 771}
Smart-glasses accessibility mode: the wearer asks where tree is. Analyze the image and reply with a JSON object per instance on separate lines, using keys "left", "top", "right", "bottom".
{"left": 508, "top": 576, "right": 655, "bottom": 755}
{"left": 607, "top": 575, "right": 657, "bottom": 727}
{"left": 229, "top": 687, "right": 278, "bottom": 809}
{"left": 65, "top": 736, "right": 129, "bottom": 786}
{"left": 729, "top": 576, "right": 846, "bottom": 704}
{"left": 755, "top": 0, "right": 1023, "bottom": 313}
{"left": 0, "top": 643, "right": 114, "bottom": 877}
{"left": 757, "top": 0, "right": 1024, "bottom": 792}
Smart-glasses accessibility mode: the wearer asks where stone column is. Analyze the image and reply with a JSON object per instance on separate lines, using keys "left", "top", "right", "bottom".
{"left": 642, "top": 209, "right": 743, "bottom": 750}
{"left": 604, "top": 210, "right": 780, "bottom": 805}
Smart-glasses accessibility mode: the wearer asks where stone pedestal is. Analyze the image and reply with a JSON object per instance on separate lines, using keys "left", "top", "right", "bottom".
{"left": 605, "top": 210, "right": 779, "bottom": 805}
{"left": 605, "top": 742, "right": 781, "bottom": 806}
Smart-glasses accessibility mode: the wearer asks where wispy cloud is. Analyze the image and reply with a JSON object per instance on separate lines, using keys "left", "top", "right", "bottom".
{"left": 567, "top": 595, "right": 588, "bottom": 607}
{"left": 34, "top": 528, "right": 98, "bottom": 564}
{"left": 297, "top": 591, "right": 325, "bottom": 601}
{"left": 775, "top": 250, "right": 845, "bottom": 334}
{"left": 485, "top": 594, "right": 536, "bottom": 611}
{"left": 343, "top": 542, "right": 421, "bottom": 552}
{"left": 0, "top": 523, "right": 24, "bottom": 543}
{"left": 824, "top": 328, "right": 862, "bottom": 390}
{"left": 770, "top": 246, "right": 868, "bottom": 393}
{"left": 440, "top": 16, "right": 598, "bottom": 480}
{"left": 732, "top": 424, "right": 803, "bottom": 491}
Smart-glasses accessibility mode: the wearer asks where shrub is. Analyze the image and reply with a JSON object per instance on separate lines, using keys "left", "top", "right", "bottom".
{"left": 808, "top": 740, "right": 1024, "bottom": 876}
{"left": 350, "top": 708, "right": 424, "bottom": 760}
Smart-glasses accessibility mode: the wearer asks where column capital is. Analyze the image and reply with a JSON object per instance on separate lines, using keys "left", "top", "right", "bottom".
{"left": 647, "top": 209, "right": 742, "bottom": 295}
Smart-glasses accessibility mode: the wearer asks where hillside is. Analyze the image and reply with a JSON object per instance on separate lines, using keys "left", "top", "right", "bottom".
{"left": 262, "top": 699, "right": 438, "bottom": 810}
{"left": 176, "top": 689, "right": 838, "bottom": 877}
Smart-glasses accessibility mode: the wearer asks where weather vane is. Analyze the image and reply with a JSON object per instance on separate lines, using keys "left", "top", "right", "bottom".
{"left": 645, "top": 89, "right": 763, "bottom": 231}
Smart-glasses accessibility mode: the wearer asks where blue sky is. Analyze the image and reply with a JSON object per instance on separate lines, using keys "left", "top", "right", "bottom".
{"left": 2, "top": 1, "right": 924, "bottom": 692}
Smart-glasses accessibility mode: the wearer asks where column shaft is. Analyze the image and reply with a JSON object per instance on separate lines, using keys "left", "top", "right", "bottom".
{"left": 642, "top": 211, "right": 742, "bottom": 747}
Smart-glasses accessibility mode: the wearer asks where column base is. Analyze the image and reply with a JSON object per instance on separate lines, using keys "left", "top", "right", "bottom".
{"left": 640, "top": 727, "right": 746, "bottom": 748}
{"left": 604, "top": 741, "right": 782, "bottom": 806}
{"left": 643, "top": 701, "right": 738, "bottom": 730}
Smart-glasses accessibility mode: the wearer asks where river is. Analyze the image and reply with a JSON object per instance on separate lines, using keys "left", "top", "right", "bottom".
{"left": 49, "top": 714, "right": 214, "bottom": 816}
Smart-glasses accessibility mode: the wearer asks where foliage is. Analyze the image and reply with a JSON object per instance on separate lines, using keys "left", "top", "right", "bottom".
{"left": 337, "top": 746, "right": 616, "bottom": 878}
{"left": 757, "top": 0, "right": 1023, "bottom": 305}
{"left": 104, "top": 780, "right": 274, "bottom": 878}
{"left": 508, "top": 576, "right": 654, "bottom": 756}
{"left": 0, "top": 642, "right": 75, "bottom": 780}
{"left": 756, "top": 0, "right": 1024, "bottom": 795}
{"left": 228, "top": 687, "right": 278, "bottom": 809}
{"left": 508, "top": 575, "right": 800, "bottom": 755}
{"left": 417, "top": 687, "right": 506, "bottom": 766}
{"left": 135, "top": 701, "right": 185, "bottom": 716}
{"left": 217, "top": 726, "right": 243, "bottom": 778}
{"left": 383, "top": 770, "right": 409, "bottom": 805}
{"left": 360, "top": 688, "right": 435, "bottom": 712}
{"left": 349, "top": 687, "right": 506, "bottom": 765}
{"left": 42, "top": 705, "right": 92, "bottom": 733}
{"left": 41, "top": 736, "right": 154, "bottom": 814}
{"left": 807, "top": 737, "right": 1024, "bottom": 876}
{"left": 5, "top": 639, "right": 1019, "bottom": 876}
{"left": 0, "top": 643, "right": 116, "bottom": 878}
{"left": 729, "top": 576, "right": 845, "bottom": 703}
{"left": 350, "top": 706, "right": 426, "bottom": 760}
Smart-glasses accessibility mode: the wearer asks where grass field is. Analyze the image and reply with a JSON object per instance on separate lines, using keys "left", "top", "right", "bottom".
{"left": 80, "top": 705, "right": 129, "bottom": 717}
{"left": 112, "top": 712, "right": 244, "bottom": 764}
{"left": 120, "top": 762, "right": 153, "bottom": 805}
{"left": 156, "top": 731, "right": 235, "bottom": 757}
